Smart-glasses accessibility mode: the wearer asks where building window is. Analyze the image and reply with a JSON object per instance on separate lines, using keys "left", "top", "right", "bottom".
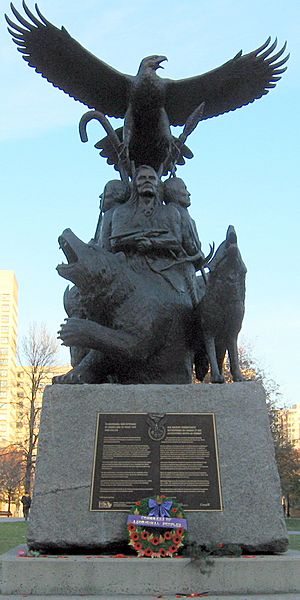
{"left": 0, "top": 391, "right": 7, "bottom": 398}
{"left": 0, "top": 370, "right": 8, "bottom": 377}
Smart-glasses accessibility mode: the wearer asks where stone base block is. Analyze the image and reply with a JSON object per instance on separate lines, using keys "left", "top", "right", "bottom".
{"left": 1, "top": 546, "right": 299, "bottom": 596}
{"left": 28, "top": 383, "right": 287, "bottom": 553}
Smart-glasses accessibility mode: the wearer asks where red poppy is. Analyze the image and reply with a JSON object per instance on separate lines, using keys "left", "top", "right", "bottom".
{"left": 159, "top": 548, "right": 167, "bottom": 557}
{"left": 135, "top": 501, "right": 141, "bottom": 506}
{"left": 141, "top": 531, "right": 149, "bottom": 540}
{"left": 143, "top": 547, "right": 153, "bottom": 557}
{"left": 172, "top": 507, "right": 178, "bottom": 513}
{"left": 164, "top": 531, "right": 172, "bottom": 540}
{"left": 134, "top": 542, "right": 142, "bottom": 551}
{"left": 168, "top": 545, "right": 177, "bottom": 553}
{"left": 128, "top": 523, "right": 136, "bottom": 532}
{"left": 173, "top": 535, "right": 181, "bottom": 544}
{"left": 151, "top": 536, "right": 160, "bottom": 545}
{"left": 177, "top": 528, "right": 184, "bottom": 536}
{"left": 131, "top": 533, "right": 139, "bottom": 542}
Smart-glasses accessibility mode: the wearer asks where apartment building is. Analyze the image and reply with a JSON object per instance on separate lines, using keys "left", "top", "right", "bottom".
{"left": 0, "top": 271, "right": 18, "bottom": 447}
{"left": 276, "top": 403, "right": 300, "bottom": 450}
{"left": 0, "top": 270, "right": 69, "bottom": 447}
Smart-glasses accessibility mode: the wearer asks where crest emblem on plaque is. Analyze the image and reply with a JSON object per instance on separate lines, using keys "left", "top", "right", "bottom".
{"left": 147, "top": 413, "right": 166, "bottom": 442}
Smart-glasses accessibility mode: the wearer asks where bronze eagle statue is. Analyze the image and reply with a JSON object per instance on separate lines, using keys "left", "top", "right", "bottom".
{"left": 6, "top": 2, "right": 289, "bottom": 172}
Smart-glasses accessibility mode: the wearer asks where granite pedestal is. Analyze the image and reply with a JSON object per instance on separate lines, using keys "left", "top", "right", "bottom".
{"left": 27, "top": 382, "right": 287, "bottom": 553}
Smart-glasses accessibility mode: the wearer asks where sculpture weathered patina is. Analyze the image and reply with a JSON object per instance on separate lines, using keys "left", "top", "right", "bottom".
{"left": 6, "top": 3, "right": 288, "bottom": 176}
{"left": 6, "top": 3, "right": 289, "bottom": 384}
{"left": 54, "top": 166, "right": 209, "bottom": 384}
{"left": 195, "top": 226, "right": 247, "bottom": 384}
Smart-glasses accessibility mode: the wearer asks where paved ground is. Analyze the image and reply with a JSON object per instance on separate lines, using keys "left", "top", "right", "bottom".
{"left": 0, "top": 519, "right": 24, "bottom": 524}
{"left": 1, "top": 592, "right": 297, "bottom": 597}
{"left": 0, "top": 594, "right": 300, "bottom": 600}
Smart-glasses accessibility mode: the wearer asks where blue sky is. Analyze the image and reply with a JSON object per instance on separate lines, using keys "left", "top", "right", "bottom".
{"left": 0, "top": 0, "right": 299, "bottom": 404}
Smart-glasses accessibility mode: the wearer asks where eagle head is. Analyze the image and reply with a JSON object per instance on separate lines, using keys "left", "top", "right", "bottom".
{"left": 137, "top": 55, "right": 168, "bottom": 74}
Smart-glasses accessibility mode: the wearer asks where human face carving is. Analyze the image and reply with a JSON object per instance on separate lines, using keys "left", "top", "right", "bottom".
{"left": 135, "top": 167, "right": 159, "bottom": 198}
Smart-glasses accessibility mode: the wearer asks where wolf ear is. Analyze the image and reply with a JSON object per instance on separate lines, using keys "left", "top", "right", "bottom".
{"left": 225, "top": 225, "right": 237, "bottom": 247}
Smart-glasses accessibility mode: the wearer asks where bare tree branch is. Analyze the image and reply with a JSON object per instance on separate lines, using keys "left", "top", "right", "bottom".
{"left": 16, "top": 323, "right": 58, "bottom": 494}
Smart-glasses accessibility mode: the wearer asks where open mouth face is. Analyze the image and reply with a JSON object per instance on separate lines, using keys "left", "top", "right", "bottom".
{"left": 58, "top": 235, "right": 78, "bottom": 267}
{"left": 56, "top": 230, "right": 83, "bottom": 281}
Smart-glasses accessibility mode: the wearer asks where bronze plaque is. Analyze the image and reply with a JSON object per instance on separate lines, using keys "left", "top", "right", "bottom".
{"left": 90, "top": 412, "right": 223, "bottom": 511}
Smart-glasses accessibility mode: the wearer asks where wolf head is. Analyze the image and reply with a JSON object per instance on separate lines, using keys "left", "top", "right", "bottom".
{"left": 206, "top": 226, "right": 247, "bottom": 283}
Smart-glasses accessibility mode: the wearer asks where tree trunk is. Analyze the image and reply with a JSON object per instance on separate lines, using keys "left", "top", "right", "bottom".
{"left": 24, "top": 451, "right": 33, "bottom": 495}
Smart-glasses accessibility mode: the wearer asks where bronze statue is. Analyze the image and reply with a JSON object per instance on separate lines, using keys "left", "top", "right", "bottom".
{"left": 6, "top": 4, "right": 288, "bottom": 175}
{"left": 6, "top": 3, "right": 289, "bottom": 384}
{"left": 163, "top": 177, "right": 204, "bottom": 266}
{"left": 195, "top": 226, "right": 247, "bottom": 383}
{"left": 55, "top": 167, "right": 208, "bottom": 384}
{"left": 94, "top": 180, "right": 130, "bottom": 249}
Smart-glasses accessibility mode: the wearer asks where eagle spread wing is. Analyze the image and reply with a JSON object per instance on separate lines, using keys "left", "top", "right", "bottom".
{"left": 5, "top": 2, "right": 133, "bottom": 117}
{"left": 165, "top": 38, "right": 289, "bottom": 125}
{"left": 6, "top": 3, "right": 289, "bottom": 171}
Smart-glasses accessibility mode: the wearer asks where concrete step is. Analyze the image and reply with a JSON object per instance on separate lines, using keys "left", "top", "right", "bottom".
{"left": 1, "top": 546, "right": 300, "bottom": 597}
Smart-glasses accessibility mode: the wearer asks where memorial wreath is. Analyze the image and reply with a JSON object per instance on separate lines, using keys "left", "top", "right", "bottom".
{"left": 127, "top": 495, "right": 187, "bottom": 558}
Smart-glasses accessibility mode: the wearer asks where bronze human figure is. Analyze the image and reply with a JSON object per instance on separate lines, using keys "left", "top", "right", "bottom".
{"left": 55, "top": 169, "right": 205, "bottom": 384}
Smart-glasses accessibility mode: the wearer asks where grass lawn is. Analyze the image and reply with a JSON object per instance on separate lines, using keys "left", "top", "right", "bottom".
{"left": 289, "top": 535, "right": 300, "bottom": 551}
{"left": 0, "top": 522, "right": 27, "bottom": 555}
{"left": 0, "top": 521, "right": 299, "bottom": 555}
{"left": 285, "top": 517, "right": 300, "bottom": 531}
